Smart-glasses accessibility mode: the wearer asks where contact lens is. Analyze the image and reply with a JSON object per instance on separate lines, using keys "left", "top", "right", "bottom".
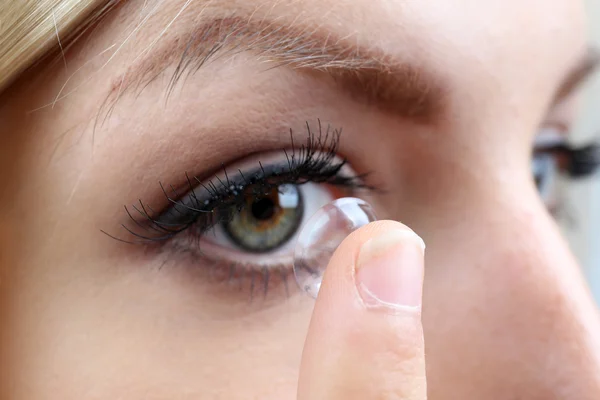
{"left": 293, "top": 197, "right": 377, "bottom": 298}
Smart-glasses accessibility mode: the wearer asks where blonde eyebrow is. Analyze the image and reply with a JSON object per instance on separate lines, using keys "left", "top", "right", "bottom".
{"left": 107, "top": 16, "right": 446, "bottom": 123}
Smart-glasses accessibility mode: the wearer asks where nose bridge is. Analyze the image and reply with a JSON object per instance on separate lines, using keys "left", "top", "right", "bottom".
{"left": 515, "top": 243, "right": 600, "bottom": 396}
{"left": 478, "top": 206, "right": 600, "bottom": 393}
{"left": 477, "top": 197, "right": 598, "bottom": 325}
{"left": 422, "top": 193, "right": 600, "bottom": 398}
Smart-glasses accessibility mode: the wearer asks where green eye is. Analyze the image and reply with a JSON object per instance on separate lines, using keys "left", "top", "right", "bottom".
{"left": 223, "top": 184, "right": 304, "bottom": 252}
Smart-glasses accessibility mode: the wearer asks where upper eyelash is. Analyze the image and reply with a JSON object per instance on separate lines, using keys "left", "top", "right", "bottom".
{"left": 103, "top": 121, "right": 371, "bottom": 245}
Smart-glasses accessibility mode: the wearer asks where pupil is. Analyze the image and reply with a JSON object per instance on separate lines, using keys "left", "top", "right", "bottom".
{"left": 251, "top": 197, "right": 276, "bottom": 220}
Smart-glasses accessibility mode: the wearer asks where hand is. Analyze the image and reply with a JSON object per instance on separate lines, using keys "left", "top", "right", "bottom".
{"left": 297, "top": 221, "right": 427, "bottom": 400}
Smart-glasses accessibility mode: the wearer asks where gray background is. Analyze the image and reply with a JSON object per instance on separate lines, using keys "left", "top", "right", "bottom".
{"left": 564, "top": 0, "right": 600, "bottom": 303}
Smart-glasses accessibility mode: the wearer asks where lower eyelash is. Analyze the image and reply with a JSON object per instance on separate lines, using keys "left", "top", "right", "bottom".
{"left": 219, "top": 261, "right": 293, "bottom": 300}
{"left": 158, "top": 236, "right": 296, "bottom": 301}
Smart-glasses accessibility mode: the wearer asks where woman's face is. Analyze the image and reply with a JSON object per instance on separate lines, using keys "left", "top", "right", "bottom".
{"left": 1, "top": 0, "right": 600, "bottom": 398}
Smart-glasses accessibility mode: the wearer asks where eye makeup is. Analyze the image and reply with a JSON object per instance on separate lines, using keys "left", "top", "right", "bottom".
{"left": 103, "top": 123, "right": 373, "bottom": 298}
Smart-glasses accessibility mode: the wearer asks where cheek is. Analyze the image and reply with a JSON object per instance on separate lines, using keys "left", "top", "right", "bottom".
{"left": 7, "top": 264, "right": 311, "bottom": 400}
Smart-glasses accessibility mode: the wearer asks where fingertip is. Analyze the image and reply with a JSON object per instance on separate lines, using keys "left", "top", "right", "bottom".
{"left": 356, "top": 227, "right": 425, "bottom": 310}
{"left": 318, "top": 220, "right": 426, "bottom": 311}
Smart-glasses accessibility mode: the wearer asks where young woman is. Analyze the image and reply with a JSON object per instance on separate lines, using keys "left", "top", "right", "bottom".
{"left": 1, "top": 0, "right": 600, "bottom": 398}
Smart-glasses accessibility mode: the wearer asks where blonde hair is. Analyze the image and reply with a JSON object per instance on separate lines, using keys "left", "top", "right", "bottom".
{"left": 0, "top": 0, "right": 118, "bottom": 92}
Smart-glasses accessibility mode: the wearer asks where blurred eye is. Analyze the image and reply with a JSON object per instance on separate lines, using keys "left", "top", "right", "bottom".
{"left": 532, "top": 126, "right": 600, "bottom": 210}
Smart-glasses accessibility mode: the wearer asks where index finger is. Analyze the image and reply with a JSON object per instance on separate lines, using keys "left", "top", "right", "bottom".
{"left": 297, "top": 220, "right": 427, "bottom": 400}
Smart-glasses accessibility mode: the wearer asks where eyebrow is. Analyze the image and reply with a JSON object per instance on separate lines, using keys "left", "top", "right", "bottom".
{"left": 554, "top": 47, "right": 600, "bottom": 102}
{"left": 107, "top": 16, "right": 446, "bottom": 123}
{"left": 107, "top": 15, "right": 599, "bottom": 125}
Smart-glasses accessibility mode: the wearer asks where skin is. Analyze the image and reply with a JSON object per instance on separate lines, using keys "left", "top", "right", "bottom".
{"left": 1, "top": 0, "right": 600, "bottom": 398}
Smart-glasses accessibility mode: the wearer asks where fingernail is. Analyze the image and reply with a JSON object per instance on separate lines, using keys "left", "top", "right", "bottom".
{"left": 355, "top": 229, "right": 425, "bottom": 309}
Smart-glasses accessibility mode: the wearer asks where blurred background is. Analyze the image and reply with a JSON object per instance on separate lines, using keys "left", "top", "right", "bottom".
{"left": 563, "top": 0, "right": 600, "bottom": 303}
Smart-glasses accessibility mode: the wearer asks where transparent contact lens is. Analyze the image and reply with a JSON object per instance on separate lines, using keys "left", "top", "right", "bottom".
{"left": 293, "top": 197, "right": 377, "bottom": 298}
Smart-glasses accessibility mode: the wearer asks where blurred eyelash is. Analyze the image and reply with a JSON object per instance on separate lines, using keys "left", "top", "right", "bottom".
{"left": 535, "top": 139, "right": 600, "bottom": 178}
{"left": 104, "top": 122, "right": 371, "bottom": 245}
